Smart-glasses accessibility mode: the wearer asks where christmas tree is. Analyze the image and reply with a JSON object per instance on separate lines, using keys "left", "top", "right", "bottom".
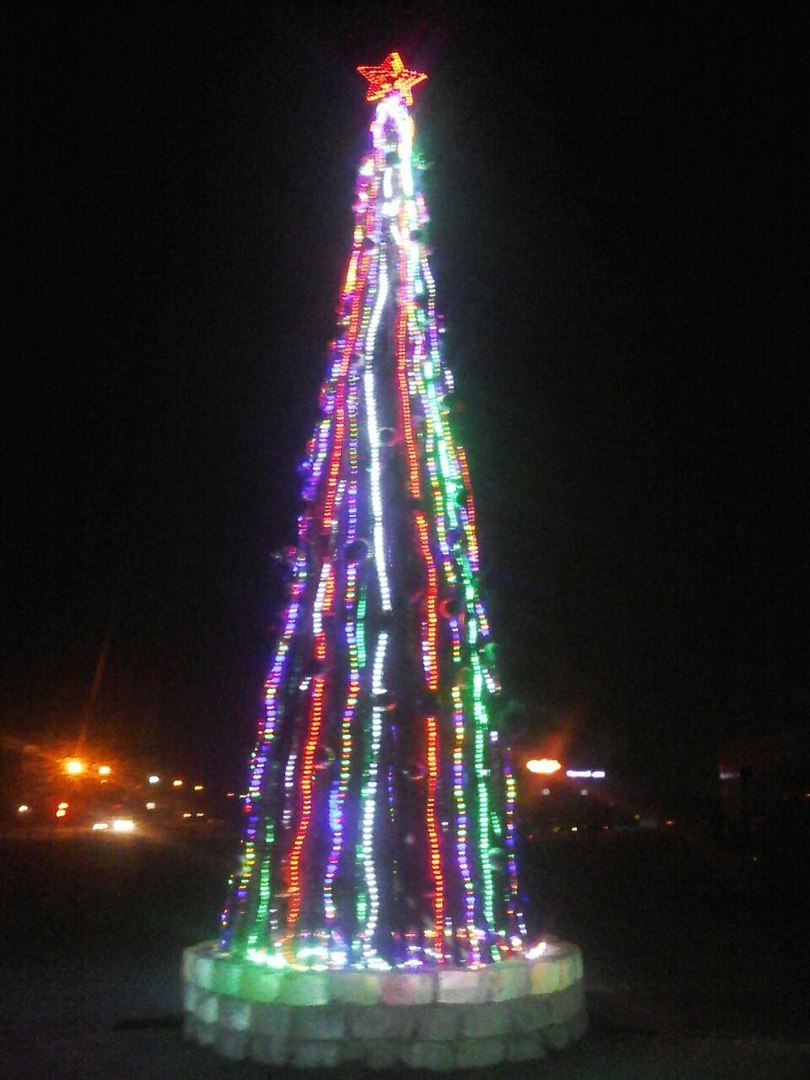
{"left": 185, "top": 52, "right": 586, "bottom": 1069}
{"left": 218, "top": 52, "right": 528, "bottom": 972}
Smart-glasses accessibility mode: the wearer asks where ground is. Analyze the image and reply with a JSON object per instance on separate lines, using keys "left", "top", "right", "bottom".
{"left": 0, "top": 823, "right": 807, "bottom": 1078}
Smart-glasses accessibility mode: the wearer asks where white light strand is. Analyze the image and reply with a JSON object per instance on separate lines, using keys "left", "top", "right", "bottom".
{"left": 359, "top": 631, "right": 389, "bottom": 960}
{"left": 364, "top": 262, "right": 392, "bottom": 612}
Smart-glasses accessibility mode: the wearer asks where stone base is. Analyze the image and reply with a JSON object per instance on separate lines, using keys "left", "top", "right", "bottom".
{"left": 182, "top": 939, "right": 587, "bottom": 1070}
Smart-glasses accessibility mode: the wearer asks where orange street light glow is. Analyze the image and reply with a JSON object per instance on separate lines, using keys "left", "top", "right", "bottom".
{"left": 526, "top": 758, "right": 562, "bottom": 775}
{"left": 64, "top": 758, "right": 86, "bottom": 776}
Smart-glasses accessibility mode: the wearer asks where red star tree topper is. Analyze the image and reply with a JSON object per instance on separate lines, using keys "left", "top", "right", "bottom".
{"left": 357, "top": 51, "right": 428, "bottom": 105}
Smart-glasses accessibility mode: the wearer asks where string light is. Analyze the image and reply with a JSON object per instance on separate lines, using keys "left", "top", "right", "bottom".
{"left": 425, "top": 714, "right": 444, "bottom": 958}
{"left": 220, "top": 54, "right": 529, "bottom": 971}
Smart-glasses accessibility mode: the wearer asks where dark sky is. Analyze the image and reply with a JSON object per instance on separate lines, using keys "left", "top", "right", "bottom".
{"left": 4, "top": 3, "right": 806, "bottom": 800}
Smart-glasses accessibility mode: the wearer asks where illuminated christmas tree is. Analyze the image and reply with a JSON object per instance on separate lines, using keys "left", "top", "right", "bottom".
{"left": 220, "top": 54, "right": 525, "bottom": 969}
{"left": 185, "top": 54, "right": 585, "bottom": 1067}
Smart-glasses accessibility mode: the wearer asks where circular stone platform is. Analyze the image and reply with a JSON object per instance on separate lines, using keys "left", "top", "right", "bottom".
{"left": 182, "top": 939, "right": 587, "bottom": 1069}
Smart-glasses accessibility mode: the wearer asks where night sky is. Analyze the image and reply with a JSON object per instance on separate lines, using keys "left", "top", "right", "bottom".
{"left": 5, "top": 3, "right": 806, "bottom": 803}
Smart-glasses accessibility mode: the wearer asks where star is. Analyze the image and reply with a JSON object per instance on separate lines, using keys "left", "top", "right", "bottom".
{"left": 357, "top": 52, "right": 428, "bottom": 106}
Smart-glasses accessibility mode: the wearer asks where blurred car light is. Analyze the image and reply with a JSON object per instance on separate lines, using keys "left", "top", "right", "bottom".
{"left": 111, "top": 818, "right": 136, "bottom": 834}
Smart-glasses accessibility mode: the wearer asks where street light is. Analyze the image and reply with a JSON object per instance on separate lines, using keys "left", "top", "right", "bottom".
{"left": 526, "top": 758, "right": 562, "bottom": 775}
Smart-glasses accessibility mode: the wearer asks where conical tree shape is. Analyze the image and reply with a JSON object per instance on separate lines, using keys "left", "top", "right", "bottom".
{"left": 220, "top": 54, "right": 528, "bottom": 970}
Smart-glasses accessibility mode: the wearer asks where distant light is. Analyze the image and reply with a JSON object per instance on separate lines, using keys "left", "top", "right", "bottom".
{"left": 57, "top": 801, "right": 69, "bottom": 810}
{"left": 64, "top": 758, "right": 85, "bottom": 776}
{"left": 17, "top": 804, "right": 30, "bottom": 814}
{"left": 172, "top": 779, "right": 183, "bottom": 788}
{"left": 92, "top": 821, "right": 109, "bottom": 831}
{"left": 111, "top": 818, "right": 136, "bottom": 834}
{"left": 193, "top": 784, "right": 203, "bottom": 792}
{"left": 195, "top": 812, "right": 204, "bottom": 818}
{"left": 579, "top": 788, "right": 588, "bottom": 796}
{"left": 97, "top": 764, "right": 112, "bottom": 777}
{"left": 55, "top": 808, "right": 67, "bottom": 818}
{"left": 571, "top": 826, "right": 578, "bottom": 832}
{"left": 183, "top": 812, "right": 192, "bottom": 818}
{"left": 541, "top": 787, "right": 551, "bottom": 796}
{"left": 526, "top": 758, "right": 562, "bottom": 775}
{"left": 566, "top": 769, "right": 606, "bottom": 779}
{"left": 226, "top": 792, "right": 235, "bottom": 798}
{"left": 148, "top": 775, "right": 160, "bottom": 785}
{"left": 145, "top": 801, "right": 156, "bottom": 811}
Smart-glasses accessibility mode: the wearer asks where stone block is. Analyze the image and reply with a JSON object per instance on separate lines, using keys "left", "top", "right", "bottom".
{"left": 460, "top": 999, "right": 511, "bottom": 1038}
{"left": 335, "top": 1037, "right": 368, "bottom": 1065}
{"left": 182, "top": 1013, "right": 199, "bottom": 1042}
{"left": 182, "top": 944, "right": 202, "bottom": 983}
{"left": 277, "top": 969, "right": 330, "bottom": 1006}
{"left": 557, "top": 951, "right": 576, "bottom": 990}
{"left": 212, "top": 957, "right": 242, "bottom": 996}
{"left": 437, "top": 967, "right": 489, "bottom": 1004}
{"left": 414, "top": 1003, "right": 461, "bottom": 1042}
{"left": 362, "top": 1039, "right": 405, "bottom": 1069}
{"left": 505, "top": 1032, "right": 547, "bottom": 1061}
{"left": 455, "top": 1035, "right": 505, "bottom": 1070}
{"left": 508, "top": 992, "right": 551, "bottom": 1033}
{"left": 330, "top": 970, "right": 382, "bottom": 1005}
{"left": 239, "top": 963, "right": 285, "bottom": 1003}
{"left": 249, "top": 1033, "right": 289, "bottom": 1067}
{"left": 571, "top": 946, "right": 584, "bottom": 982}
{"left": 251, "top": 1002, "right": 292, "bottom": 1038}
{"left": 183, "top": 981, "right": 200, "bottom": 1013}
{"left": 194, "top": 992, "right": 219, "bottom": 1025}
{"left": 195, "top": 1019, "right": 217, "bottom": 1046}
{"left": 544, "top": 1020, "right": 571, "bottom": 1051}
{"left": 293, "top": 1004, "right": 346, "bottom": 1041}
{"left": 214, "top": 1026, "right": 249, "bottom": 1060}
{"left": 556, "top": 980, "right": 585, "bottom": 1021}
{"left": 484, "top": 959, "right": 530, "bottom": 1001}
{"left": 219, "top": 996, "right": 253, "bottom": 1032}
{"left": 529, "top": 957, "right": 561, "bottom": 995}
{"left": 570, "top": 1009, "right": 588, "bottom": 1042}
{"left": 381, "top": 970, "right": 435, "bottom": 1005}
{"left": 348, "top": 1003, "right": 417, "bottom": 1040}
{"left": 291, "top": 1040, "right": 341, "bottom": 1068}
{"left": 401, "top": 1040, "right": 456, "bottom": 1071}
{"left": 194, "top": 950, "right": 216, "bottom": 991}
{"left": 550, "top": 983, "right": 578, "bottom": 1024}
